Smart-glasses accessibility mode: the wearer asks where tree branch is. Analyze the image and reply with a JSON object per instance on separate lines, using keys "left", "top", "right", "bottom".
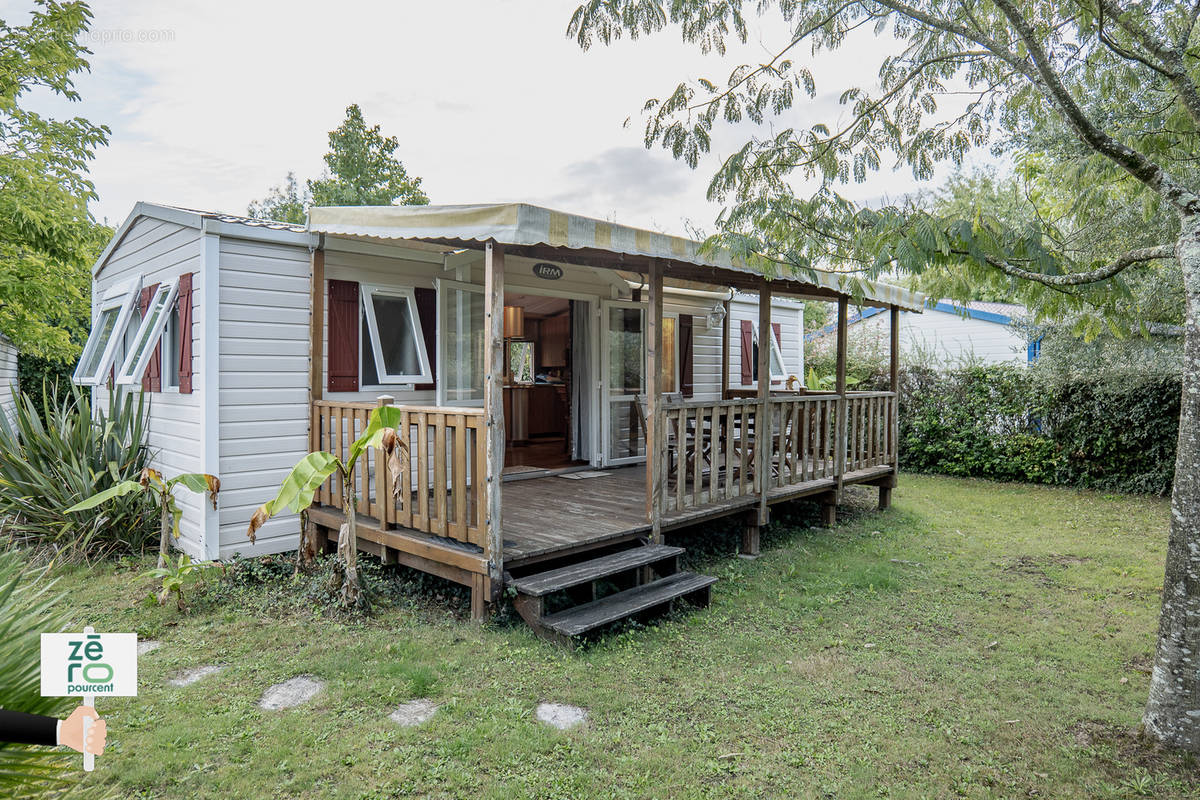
{"left": 1097, "top": 0, "right": 1200, "bottom": 128}
{"left": 994, "top": 0, "right": 1200, "bottom": 214}
{"left": 970, "top": 243, "right": 1174, "bottom": 287}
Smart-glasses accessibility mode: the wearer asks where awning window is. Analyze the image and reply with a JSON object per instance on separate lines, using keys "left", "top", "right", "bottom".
{"left": 117, "top": 279, "right": 178, "bottom": 385}
{"left": 73, "top": 278, "right": 142, "bottom": 386}
{"left": 361, "top": 285, "right": 432, "bottom": 385}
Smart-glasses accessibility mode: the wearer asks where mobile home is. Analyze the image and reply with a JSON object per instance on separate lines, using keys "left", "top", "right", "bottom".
{"left": 80, "top": 202, "right": 922, "bottom": 636}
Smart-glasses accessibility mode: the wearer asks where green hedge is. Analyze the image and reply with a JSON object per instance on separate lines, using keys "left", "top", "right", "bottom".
{"left": 899, "top": 365, "right": 1179, "bottom": 495}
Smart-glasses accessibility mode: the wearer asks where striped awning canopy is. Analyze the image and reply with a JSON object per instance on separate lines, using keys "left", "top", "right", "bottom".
{"left": 308, "top": 202, "right": 925, "bottom": 311}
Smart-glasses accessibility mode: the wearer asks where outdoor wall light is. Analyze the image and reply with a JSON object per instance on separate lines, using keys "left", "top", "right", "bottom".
{"left": 706, "top": 301, "right": 726, "bottom": 330}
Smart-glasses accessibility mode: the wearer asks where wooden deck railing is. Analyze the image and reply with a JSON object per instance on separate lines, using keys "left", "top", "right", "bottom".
{"left": 844, "top": 392, "right": 897, "bottom": 473}
{"left": 657, "top": 392, "right": 897, "bottom": 515}
{"left": 310, "top": 400, "right": 487, "bottom": 549}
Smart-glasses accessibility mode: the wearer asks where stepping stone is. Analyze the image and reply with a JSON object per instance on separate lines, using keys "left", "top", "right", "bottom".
{"left": 536, "top": 702, "right": 587, "bottom": 730}
{"left": 389, "top": 699, "right": 438, "bottom": 727}
{"left": 259, "top": 675, "right": 324, "bottom": 710}
{"left": 137, "top": 640, "right": 161, "bottom": 655}
{"left": 167, "top": 665, "right": 223, "bottom": 687}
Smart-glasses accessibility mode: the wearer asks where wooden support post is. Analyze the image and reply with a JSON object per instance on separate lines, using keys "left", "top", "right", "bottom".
{"left": 819, "top": 490, "right": 838, "bottom": 527}
{"left": 482, "top": 241, "right": 505, "bottom": 618}
{"left": 756, "top": 284, "right": 772, "bottom": 527}
{"left": 470, "top": 574, "right": 489, "bottom": 622}
{"left": 720, "top": 297, "right": 731, "bottom": 400}
{"left": 308, "top": 245, "right": 325, "bottom": 404}
{"left": 886, "top": 303, "right": 900, "bottom": 509}
{"left": 307, "top": 245, "right": 325, "bottom": 461}
{"left": 889, "top": 303, "right": 900, "bottom": 468}
{"left": 834, "top": 297, "right": 848, "bottom": 498}
{"left": 740, "top": 511, "right": 760, "bottom": 558}
{"left": 646, "top": 258, "right": 664, "bottom": 542}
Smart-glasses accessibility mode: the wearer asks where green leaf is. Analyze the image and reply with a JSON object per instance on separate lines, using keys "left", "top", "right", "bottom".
{"left": 348, "top": 405, "right": 402, "bottom": 465}
{"left": 64, "top": 480, "right": 143, "bottom": 513}
{"left": 247, "top": 451, "right": 341, "bottom": 541}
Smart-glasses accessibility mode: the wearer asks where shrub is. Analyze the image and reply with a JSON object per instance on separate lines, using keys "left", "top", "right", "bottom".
{"left": 898, "top": 365, "right": 1179, "bottom": 495}
{"left": 0, "top": 384, "right": 156, "bottom": 559}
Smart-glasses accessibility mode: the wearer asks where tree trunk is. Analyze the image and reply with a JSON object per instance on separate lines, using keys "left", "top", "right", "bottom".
{"left": 157, "top": 492, "right": 171, "bottom": 569}
{"left": 296, "top": 510, "right": 323, "bottom": 571}
{"left": 1144, "top": 216, "right": 1200, "bottom": 752}
{"left": 337, "top": 474, "right": 361, "bottom": 607}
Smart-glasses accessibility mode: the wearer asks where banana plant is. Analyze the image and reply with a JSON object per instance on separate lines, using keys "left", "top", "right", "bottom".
{"left": 66, "top": 469, "right": 220, "bottom": 568}
{"left": 247, "top": 405, "right": 407, "bottom": 608}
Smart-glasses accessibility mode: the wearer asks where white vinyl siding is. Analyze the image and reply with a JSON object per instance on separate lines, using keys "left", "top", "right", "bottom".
{"left": 0, "top": 335, "right": 17, "bottom": 421}
{"left": 216, "top": 237, "right": 312, "bottom": 558}
{"left": 847, "top": 308, "right": 1026, "bottom": 367}
{"left": 728, "top": 295, "right": 805, "bottom": 389}
{"left": 92, "top": 217, "right": 205, "bottom": 555}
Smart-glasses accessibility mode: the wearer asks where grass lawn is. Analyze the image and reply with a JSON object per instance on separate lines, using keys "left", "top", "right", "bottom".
{"left": 52, "top": 474, "right": 1198, "bottom": 799}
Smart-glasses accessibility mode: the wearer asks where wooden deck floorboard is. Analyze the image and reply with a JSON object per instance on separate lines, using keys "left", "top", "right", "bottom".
{"left": 500, "top": 463, "right": 892, "bottom": 564}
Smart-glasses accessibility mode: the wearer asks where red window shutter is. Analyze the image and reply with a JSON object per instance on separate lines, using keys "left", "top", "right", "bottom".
{"left": 177, "top": 273, "right": 194, "bottom": 394}
{"left": 739, "top": 319, "right": 754, "bottom": 385}
{"left": 327, "top": 279, "right": 360, "bottom": 393}
{"left": 138, "top": 286, "right": 154, "bottom": 392}
{"left": 413, "top": 287, "right": 437, "bottom": 392}
{"left": 771, "top": 322, "right": 782, "bottom": 386}
{"left": 148, "top": 285, "right": 162, "bottom": 392}
{"left": 679, "top": 315, "right": 694, "bottom": 397}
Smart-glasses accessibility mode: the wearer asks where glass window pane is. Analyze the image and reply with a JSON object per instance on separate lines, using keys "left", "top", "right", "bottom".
{"left": 80, "top": 308, "right": 121, "bottom": 377}
{"left": 660, "top": 317, "right": 676, "bottom": 393}
{"left": 608, "top": 399, "right": 645, "bottom": 459}
{"left": 164, "top": 304, "right": 181, "bottom": 387}
{"left": 371, "top": 293, "right": 422, "bottom": 378}
{"left": 608, "top": 307, "right": 643, "bottom": 394}
{"left": 442, "top": 287, "right": 485, "bottom": 403}
{"left": 770, "top": 338, "right": 786, "bottom": 376}
{"left": 509, "top": 341, "right": 534, "bottom": 384}
{"left": 124, "top": 290, "right": 169, "bottom": 376}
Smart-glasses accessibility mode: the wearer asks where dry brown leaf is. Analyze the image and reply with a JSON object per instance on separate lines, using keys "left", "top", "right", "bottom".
{"left": 247, "top": 503, "right": 269, "bottom": 543}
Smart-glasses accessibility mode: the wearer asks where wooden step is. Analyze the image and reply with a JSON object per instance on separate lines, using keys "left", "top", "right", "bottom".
{"left": 540, "top": 571, "right": 717, "bottom": 637}
{"left": 509, "top": 544, "right": 685, "bottom": 597}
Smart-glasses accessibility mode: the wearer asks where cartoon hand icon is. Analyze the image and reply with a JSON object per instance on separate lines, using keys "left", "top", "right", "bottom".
{"left": 60, "top": 706, "right": 106, "bottom": 755}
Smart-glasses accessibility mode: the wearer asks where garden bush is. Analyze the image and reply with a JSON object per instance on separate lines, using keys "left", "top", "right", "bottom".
{"left": 0, "top": 384, "right": 157, "bottom": 559}
{"left": 899, "top": 365, "right": 1179, "bottom": 495}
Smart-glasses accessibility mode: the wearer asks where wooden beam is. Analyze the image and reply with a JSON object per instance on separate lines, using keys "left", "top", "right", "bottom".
{"left": 406, "top": 239, "right": 850, "bottom": 303}
{"left": 889, "top": 304, "right": 900, "bottom": 393}
{"left": 646, "top": 258, "right": 664, "bottom": 542}
{"left": 484, "top": 241, "right": 506, "bottom": 594}
{"left": 756, "top": 284, "right": 772, "bottom": 528}
{"left": 889, "top": 303, "right": 900, "bottom": 473}
{"left": 720, "top": 297, "right": 731, "bottom": 400}
{"left": 835, "top": 297, "right": 849, "bottom": 496}
{"left": 308, "top": 246, "right": 325, "bottom": 403}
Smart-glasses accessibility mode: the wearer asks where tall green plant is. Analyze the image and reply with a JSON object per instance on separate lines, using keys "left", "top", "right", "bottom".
{"left": 0, "top": 385, "right": 154, "bottom": 560}
{"left": 65, "top": 469, "right": 219, "bottom": 570}
{"left": 247, "top": 405, "right": 406, "bottom": 608}
{"left": 0, "top": 550, "right": 74, "bottom": 795}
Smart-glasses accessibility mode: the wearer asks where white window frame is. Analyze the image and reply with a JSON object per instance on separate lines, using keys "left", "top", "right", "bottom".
{"left": 117, "top": 278, "right": 178, "bottom": 385}
{"left": 360, "top": 284, "right": 432, "bottom": 385}
{"left": 435, "top": 278, "right": 485, "bottom": 408}
{"left": 751, "top": 324, "right": 789, "bottom": 381}
{"left": 161, "top": 301, "right": 181, "bottom": 392}
{"left": 73, "top": 277, "right": 142, "bottom": 386}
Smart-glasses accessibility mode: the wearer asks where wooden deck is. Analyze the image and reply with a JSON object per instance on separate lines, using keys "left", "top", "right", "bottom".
{"left": 310, "top": 460, "right": 893, "bottom": 575}
{"left": 502, "top": 463, "right": 891, "bottom": 566}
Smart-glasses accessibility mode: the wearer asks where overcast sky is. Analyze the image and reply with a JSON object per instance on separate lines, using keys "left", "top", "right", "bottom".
{"left": 9, "top": 0, "right": 992, "bottom": 235}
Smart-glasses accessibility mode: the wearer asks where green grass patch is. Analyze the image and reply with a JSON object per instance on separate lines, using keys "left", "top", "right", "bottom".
{"left": 46, "top": 475, "right": 1199, "bottom": 799}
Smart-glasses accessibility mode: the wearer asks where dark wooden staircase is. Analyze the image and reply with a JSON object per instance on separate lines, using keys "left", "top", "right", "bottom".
{"left": 508, "top": 542, "right": 717, "bottom": 643}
